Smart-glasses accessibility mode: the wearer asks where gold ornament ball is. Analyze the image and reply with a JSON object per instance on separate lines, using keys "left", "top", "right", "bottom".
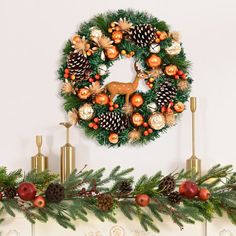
{"left": 108, "top": 133, "right": 119, "bottom": 144}
{"left": 77, "top": 88, "right": 91, "bottom": 100}
{"left": 130, "top": 94, "right": 144, "bottom": 107}
{"left": 165, "top": 65, "right": 178, "bottom": 76}
{"left": 148, "top": 112, "right": 165, "bottom": 130}
{"left": 131, "top": 113, "right": 144, "bottom": 127}
{"left": 111, "top": 30, "right": 123, "bottom": 44}
{"left": 105, "top": 45, "right": 119, "bottom": 60}
{"left": 78, "top": 103, "right": 94, "bottom": 121}
{"left": 95, "top": 93, "right": 109, "bottom": 105}
{"left": 146, "top": 54, "right": 162, "bottom": 68}
{"left": 174, "top": 102, "right": 185, "bottom": 113}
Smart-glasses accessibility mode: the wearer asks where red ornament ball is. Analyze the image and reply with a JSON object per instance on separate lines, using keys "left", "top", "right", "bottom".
{"left": 33, "top": 196, "right": 46, "bottom": 208}
{"left": 17, "top": 182, "right": 37, "bottom": 201}
{"left": 198, "top": 188, "right": 211, "bottom": 201}
{"left": 135, "top": 194, "right": 150, "bottom": 207}
{"left": 179, "top": 180, "right": 199, "bottom": 199}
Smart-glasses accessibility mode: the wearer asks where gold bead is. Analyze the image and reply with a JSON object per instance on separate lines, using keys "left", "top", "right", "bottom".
{"left": 108, "top": 28, "right": 113, "bottom": 33}
{"left": 121, "top": 50, "right": 126, "bottom": 55}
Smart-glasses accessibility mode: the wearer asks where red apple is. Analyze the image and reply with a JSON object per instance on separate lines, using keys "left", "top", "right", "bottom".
{"left": 179, "top": 180, "right": 199, "bottom": 199}
{"left": 135, "top": 194, "right": 150, "bottom": 207}
{"left": 17, "top": 182, "right": 37, "bottom": 201}
{"left": 33, "top": 196, "right": 46, "bottom": 208}
{"left": 198, "top": 188, "right": 211, "bottom": 201}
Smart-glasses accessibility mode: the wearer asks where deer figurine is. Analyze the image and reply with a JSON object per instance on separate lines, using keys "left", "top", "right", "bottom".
{"left": 105, "top": 61, "right": 148, "bottom": 106}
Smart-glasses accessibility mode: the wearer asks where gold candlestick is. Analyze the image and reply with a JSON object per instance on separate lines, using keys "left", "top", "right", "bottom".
{"left": 31, "top": 135, "right": 48, "bottom": 172}
{"left": 186, "top": 97, "right": 201, "bottom": 177}
{"left": 60, "top": 122, "right": 75, "bottom": 183}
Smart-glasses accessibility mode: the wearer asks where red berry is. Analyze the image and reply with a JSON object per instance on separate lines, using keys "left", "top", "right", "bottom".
{"left": 149, "top": 84, "right": 154, "bottom": 88}
{"left": 143, "top": 131, "right": 149, "bottom": 136}
{"left": 179, "top": 181, "right": 199, "bottom": 199}
{"left": 64, "top": 73, "right": 69, "bottom": 78}
{"left": 135, "top": 194, "right": 150, "bottom": 207}
{"left": 0, "top": 192, "right": 2, "bottom": 201}
{"left": 94, "top": 74, "right": 101, "bottom": 80}
{"left": 146, "top": 82, "right": 150, "bottom": 85}
{"left": 88, "top": 122, "right": 94, "bottom": 128}
{"left": 148, "top": 128, "right": 153, "bottom": 134}
{"left": 177, "top": 70, "right": 184, "bottom": 76}
{"left": 181, "top": 74, "right": 187, "bottom": 79}
{"left": 33, "top": 196, "right": 46, "bottom": 208}
{"left": 198, "top": 188, "right": 210, "bottom": 201}
{"left": 89, "top": 78, "right": 94, "bottom": 83}
{"left": 174, "top": 75, "right": 179, "bottom": 80}
{"left": 114, "top": 104, "right": 119, "bottom": 109}
{"left": 94, "top": 117, "right": 99, "bottom": 123}
{"left": 109, "top": 106, "right": 114, "bottom": 111}
{"left": 143, "top": 122, "right": 148, "bottom": 128}
{"left": 109, "top": 101, "right": 114, "bottom": 106}
{"left": 93, "top": 124, "right": 98, "bottom": 130}
{"left": 161, "top": 106, "right": 166, "bottom": 113}
{"left": 17, "top": 182, "right": 37, "bottom": 201}
{"left": 64, "top": 68, "right": 70, "bottom": 74}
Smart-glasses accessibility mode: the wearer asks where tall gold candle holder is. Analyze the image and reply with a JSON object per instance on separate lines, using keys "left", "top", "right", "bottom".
{"left": 60, "top": 122, "right": 75, "bottom": 183}
{"left": 186, "top": 97, "right": 201, "bottom": 177}
{"left": 31, "top": 135, "right": 48, "bottom": 172}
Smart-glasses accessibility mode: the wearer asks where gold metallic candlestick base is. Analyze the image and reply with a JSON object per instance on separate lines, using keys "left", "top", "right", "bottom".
{"left": 60, "top": 122, "right": 76, "bottom": 183}
{"left": 186, "top": 155, "right": 201, "bottom": 177}
{"left": 31, "top": 135, "right": 48, "bottom": 172}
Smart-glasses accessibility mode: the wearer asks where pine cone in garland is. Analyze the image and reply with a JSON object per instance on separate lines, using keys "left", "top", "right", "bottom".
{"left": 156, "top": 81, "right": 177, "bottom": 107}
{"left": 99, "top": 112, "right": 129, "bottom": 133}
{"left": 45, "top": 183, "right": 65, "bottom": 203}
{"left": 97, "top": 193, "right": 113, "bottom": 212}
{"left": 67, "top": 52, "right": 90, "bottom": 81}
{"left": 4, "top": 186, "right": 17, "bottom": 199}
{"left": 118, "top": 181, "right": 133, "bottom": 194}
{"left": 129, "top": 24, "right": 156, "bottom": 47}
{"left": 158, "top": 175, "right": 176, "bottom": 195}
{"left": 168, "top": 191, "right": 182, "bottom": 204}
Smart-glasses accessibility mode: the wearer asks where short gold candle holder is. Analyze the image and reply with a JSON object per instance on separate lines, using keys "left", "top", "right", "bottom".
{"left": 186, "top": 97, "right": 201, "bottom": 177}
{"left": 31, "top": 135, "right": 48, "bottom": 172}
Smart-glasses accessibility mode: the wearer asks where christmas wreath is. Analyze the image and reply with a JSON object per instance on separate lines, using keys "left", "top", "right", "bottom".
{"left": 1, "top": 165, "right": 236, "bottom": 234}
{"left": 58, "top": 9, "right": 192, "bottom": 146}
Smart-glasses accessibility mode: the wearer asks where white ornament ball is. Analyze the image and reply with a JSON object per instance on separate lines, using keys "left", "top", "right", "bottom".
{"left": 98, "top": 64, "right": 108, "bottom": 76}
{"left": 90, "top": 27, "right": 103, "bottom": 39}
{"left": 78, "top": 103, "right": 94, "bottom": 120}
{"left": 166, "top": 40, "right": 181, "bottom": 56}
{"left": 147, "top": 102, "right": 157, "bottom": 113}
{"left": 148, "top": 112, "right": 165, "bottom": 130}
{"left": 149, "top": 43, "right": 161, "bottom": 53}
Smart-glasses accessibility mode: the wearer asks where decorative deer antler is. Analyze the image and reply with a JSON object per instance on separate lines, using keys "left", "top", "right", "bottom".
{"left": 105, "top": 61, "right": 148, "bottom": 106}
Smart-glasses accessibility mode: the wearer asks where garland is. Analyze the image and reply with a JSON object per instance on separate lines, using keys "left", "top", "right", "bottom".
{"left": 1, "top": 165, "right": 236, "bottom": 233}
{"left": 58, "top": 9, "right": 192, "bottom": 146}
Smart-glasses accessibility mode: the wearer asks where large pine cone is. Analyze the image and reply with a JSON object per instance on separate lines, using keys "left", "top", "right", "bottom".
{"left": 45, "top": 183, "right": 65, "bottom": 203}
{"left": 67, "top": 52, "right": 90, "bottom": 81}
{"left": 99, "top": 112, "right": 129, "bottom": 133}
{"left": 129, "top": 24, "right": 156, "bottom": 47}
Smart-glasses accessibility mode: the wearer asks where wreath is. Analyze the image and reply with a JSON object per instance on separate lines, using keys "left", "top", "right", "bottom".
{"left": 1, "top": 165, "right": 236, "bottom": 234}
{"left": 58, "top": 10, "right": 192, "bottom": 146}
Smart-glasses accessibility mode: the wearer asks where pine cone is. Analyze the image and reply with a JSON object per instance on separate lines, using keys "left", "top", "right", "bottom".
{"left": 99, "top": 112, "right": 129, "bottom": 133}
{"left": 97, "top": 193, "right": 113, "bottom": 212}
{"left": 168, "top": 191, "right": 182, "bottom": 204}
{"left": 45, "top": 183, "right": 65, "bottom": 203}
{"left": 129, "top": 24, "right": 156, "bottom": 47}
{"left": 67, "top": 52, "right": 90, "bottom": 81}
{"left": 4, "top": 186, "right": 17, "bottom": 199}
{"left": 118, "top": 181, "right": 133, "bottom": 194}
{"left": 159, "top": 175, "right": 176, "bottom": 195}
{"left": 156, "top": 81, "right": 177, "bottom": 108}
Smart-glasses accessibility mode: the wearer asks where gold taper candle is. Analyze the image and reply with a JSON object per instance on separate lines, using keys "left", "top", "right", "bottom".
{"left": 186, "top": 97, "right": 201, "bottom": 177}
{"left": 31, "top": 135, "right": 48, "bottom": 172}
{"left": 60, "top": 122, "right": 75, "bottom": 183}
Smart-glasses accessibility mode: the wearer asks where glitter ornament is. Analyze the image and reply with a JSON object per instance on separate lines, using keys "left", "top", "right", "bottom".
{"left": 148, "top": 112, "right": 165, "bottom": 130}
{"left": 78, "top": 103, "right": 94, "bottom": 120}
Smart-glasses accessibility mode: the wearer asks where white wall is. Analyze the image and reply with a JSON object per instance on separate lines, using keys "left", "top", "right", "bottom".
{"left": 0, "top": 0, "right": 236, "bottom": 235}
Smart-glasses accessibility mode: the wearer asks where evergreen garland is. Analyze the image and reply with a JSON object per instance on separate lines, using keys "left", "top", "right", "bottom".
{"left": 58, "top": 9, "right": 192, "bottom": 147}
{"left": 0, "top": 165, "right": 236, "bottom": 233}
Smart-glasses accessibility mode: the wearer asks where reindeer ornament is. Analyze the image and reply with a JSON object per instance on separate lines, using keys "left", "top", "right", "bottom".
{"left": 104, "top": 61, "right": 148, "bottom": 106}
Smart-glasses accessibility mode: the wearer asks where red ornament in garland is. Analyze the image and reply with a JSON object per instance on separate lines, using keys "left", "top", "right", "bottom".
{"left": 179, "top": 180, "right": 199, "bottom": 199}
{"left": 33, "top": 196, "right": 46, "bottom": 208}
{"left": 198, "top": 188, "right": 211, "bottom": 201}
{"left": 17, "top": 182, "right": 37, "bottom": 201}
{"left": 0, "top": 192, "right": 2, "bottom": 201}
{"left": 135, "top": 194, "right": 150, "bottom": 207}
